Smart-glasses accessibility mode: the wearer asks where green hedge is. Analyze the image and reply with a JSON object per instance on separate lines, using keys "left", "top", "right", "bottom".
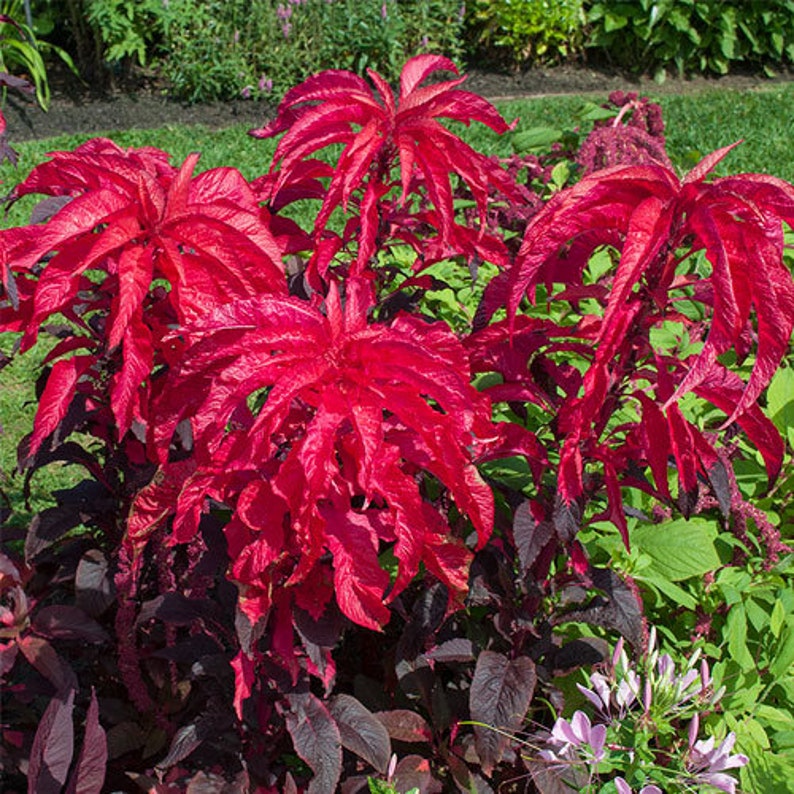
{"left": 584, "top": 0, "right": 794, "bottom": 77}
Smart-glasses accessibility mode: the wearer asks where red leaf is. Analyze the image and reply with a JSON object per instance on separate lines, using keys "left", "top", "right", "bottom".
{"left": 666, "top": 404, "right": 699, "bottom": 516}
{"left": 254, "top": 55, "right": 518, "bottom": 269}
{"left": 322, "top": 506, "right": 391, "bottom": 630}
{"left": 29, "top": 355, "right": 93, "bottom": 458}
{"left": 232, "top": 651, "right": 256, "bottom": 720}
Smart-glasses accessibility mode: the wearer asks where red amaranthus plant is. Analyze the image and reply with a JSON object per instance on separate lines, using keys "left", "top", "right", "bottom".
{"left": 1, "top": 56, "right": 792, "bottom": 792}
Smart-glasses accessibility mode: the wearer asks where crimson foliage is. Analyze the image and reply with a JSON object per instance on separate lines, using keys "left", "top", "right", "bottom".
{"left": 1, "top": 56, "right": 792, "bottom": 791}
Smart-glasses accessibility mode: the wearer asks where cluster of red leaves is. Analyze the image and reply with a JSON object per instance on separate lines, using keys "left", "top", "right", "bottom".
{"left": 2, "top": 54, "right": 794, "bottom": 791}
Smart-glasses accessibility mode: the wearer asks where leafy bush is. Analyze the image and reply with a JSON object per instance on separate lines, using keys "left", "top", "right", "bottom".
{"left": 466, "top": 0, "right": 585, "bottom": 70}
{"left": 150, "top": 0, "right": 465, "bottom": 102}
{"left": 585, "top": 0, "right": 794, "bottom": 78}
{"left": 1, "top": 55, "right": 793, "bottom": 791}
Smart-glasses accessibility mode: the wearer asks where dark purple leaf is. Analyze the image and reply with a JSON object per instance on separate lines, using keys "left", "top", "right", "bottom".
{"left": 156, "top": 715, "right": 221, "bottom": 771}
{"left": 32, "top": 605, "right": 108, "bottom": 643}
{"left": 706, "top": 458, "right": 732, "bottom": 518}
{"left": 547, "top": 637, "right": 608, "bottom": 672}
{"left": 65, "top": 688, "right": 107, "bottom": 794}
{"left": 552, "top": 566, "right": 645, "bottom": 650}
{"left": 448, "top": 751, "right": 495, "bottom": 793}
{"left": 396, "top": 583, "right": 449, "bottom": 663}
{"left": 31, "top": 196, "right": 73, "bottom": 225}
{"left": 470, "top": 651, "right": 536, "bottom": 775}
{"left": 185, "top": 770, "right": 250, "bottom": 793}
{"left": 136, "top": 592, "right": 223, "bottom": 627}
{"left": 18, "top": 635, "right": 78, "bottom": 693}
{"left": 28, "top": 689, "right": 75, "bottom": 794}
{"left": 392, "top": 755, "right": 443, "bottom": 794}
{"left": 425, "top": 638, "right": 474, "bottom": 664}
{"left": 151, "top": 635, "right": 224, "bottom": 662}
{"left": 513, "top": 500, "right": 554, "bottom": 574}
{"left": 329, "top": 694, "right": 391, "bottom": 774}
{"left": 75, "top": 550, "right": 116, "bottom": 618}
{"left": 374, "top": 710, "right": 432, "bottom": 743}
{"left": 285, "top": 692, "right": 342, "bottom": 794}
{"left": 25, "top": 505, "right": 83, "bottom": 563}
{"left": 105, "top": 721, "right": 147, "bottom": 760}
{"left": 528, "top": 759, "right": 588, "bottom": 794}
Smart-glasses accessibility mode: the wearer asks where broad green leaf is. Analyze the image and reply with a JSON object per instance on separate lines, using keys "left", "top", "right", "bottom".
{"left": 630, "top": 518, "right": 721, "bottom": 581}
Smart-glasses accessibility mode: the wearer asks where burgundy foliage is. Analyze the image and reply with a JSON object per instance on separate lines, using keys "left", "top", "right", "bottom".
{"left": 1, "top": 56, "right": 792, "bottom": 791}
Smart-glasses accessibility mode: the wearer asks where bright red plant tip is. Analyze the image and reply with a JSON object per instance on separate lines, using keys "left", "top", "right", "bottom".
{"left": 1, "top": 139, "right": 287, "bottom": 450}
{"left": 251, "top": 54, "right": 520, "bottom": 273}
{"left": 508, "top": 152, "right": 794, "bottom": 426}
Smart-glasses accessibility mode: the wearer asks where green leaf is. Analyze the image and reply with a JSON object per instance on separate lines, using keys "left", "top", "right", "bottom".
{"left": 637, "top": 572, "right": 698, "bottom": 610}
{"left": 577, "top": 101, "right": 617, "bottom": 123}
{"left": 512, "top": 127, "right": 564, "bottom": 154}
{"left": 550, "top": 161, "right": 571, "bottom": 190}
{"left": 767, "top": 367, "right": 794, "bottom": 443}
{"left": 770, "top": 599, "right": 786, "bottom": 638}
{"left": 725, "top": 604, "right": 755, "bottom": 672}
{"left": 630, "top": 519, "right": 721, "bottom": 581}
{"left": 770, "top": 625, "right": 794, "bottom": 679}
{"left": 603, "top": 13, "right": 628, "bottom": 33}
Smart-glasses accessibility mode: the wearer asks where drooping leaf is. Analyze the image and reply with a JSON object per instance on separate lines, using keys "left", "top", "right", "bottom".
{"left": 28, "top": 690, "right": 75, "bottom": 794}
{"left": 329, "top": 694, "right": 391, "bottom": 774}
{"left": 470, "top": 651, "right": 536, "bottom": 775}
{"left": 285, "top": 692, "right": 343, "bottom": 794}
{"left": 554, "top": 567, "right": 645, "bottom": 650}
{"left": 64, "top": 688, "right": 107, "bottom": 794}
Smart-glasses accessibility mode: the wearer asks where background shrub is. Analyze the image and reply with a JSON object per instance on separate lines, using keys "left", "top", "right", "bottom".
{"left": 39, "top": 0, "right": 465, "bottom": 101}
{"left": 465, "top": 0, "right": 585, "bottom": 71}
{"left": 584, "top": 0, "right": 794, "bottom": 78}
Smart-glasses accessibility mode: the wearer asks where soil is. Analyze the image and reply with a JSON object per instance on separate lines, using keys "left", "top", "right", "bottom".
{"left": 4, "top": 61, "right": 793, "bottom": 143}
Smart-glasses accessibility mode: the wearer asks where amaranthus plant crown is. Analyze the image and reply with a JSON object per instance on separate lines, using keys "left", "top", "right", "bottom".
{"left": 1, "top": 55, "right": 791, "bottom": 791}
